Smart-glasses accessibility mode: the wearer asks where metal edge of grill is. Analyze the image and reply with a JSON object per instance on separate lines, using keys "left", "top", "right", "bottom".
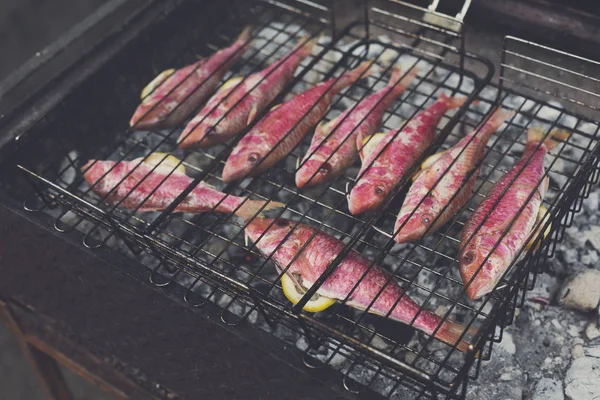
{"left": 1, "top": 0, "right": 600, "bottom": 399}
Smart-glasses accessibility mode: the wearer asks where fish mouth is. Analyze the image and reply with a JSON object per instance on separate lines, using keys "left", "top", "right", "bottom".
{"left": 130, "top": 107, "right": 166, "bottom": 130}
{"left": 394, "top": 214, "right": 428, "bottom": 243}
{"left": 295, "top": 160, "right": 332, "bottom": 188}
{"left": 348, "top": 184, "right": 385, "bottom": 215}
{"left": 222, "top": 159, "right": 251, "bottom": 182}
{"left": 178, "top": 125, "right": 220, "bottom": 149}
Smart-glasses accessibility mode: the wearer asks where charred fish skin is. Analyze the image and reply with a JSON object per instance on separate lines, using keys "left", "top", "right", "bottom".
{"left": 81, "top": 158, "right": 282, "bottom": 218}
{"left": 348, "top": 93, "right": 467, "bottom": 216}
{"left": 130, "top": 27, "right": 252, "bottom": 130}
{"left": 295, "top": 66, "right": 419, "bottom": 188}
{"left": 394, "top": 108, "right": 514, "bottom": 244}
{"left": 245, "top": 217, "right": 474, "bottom": 353}
{"left": 178, "top": 37, "right": 316, "bottom": 149}
{"left": 459, "top": 127, "right": 569, "bottom": 300}
{"left": 222, "top": 60, "right": 377, "bottom": 183}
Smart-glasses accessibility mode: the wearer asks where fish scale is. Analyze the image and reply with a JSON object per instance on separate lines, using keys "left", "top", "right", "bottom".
{"left": 394, "top": 108, "right": 514, "bottom": 243}
{"left": 348, "top": 93, "right": 466, "bottom": 216}
{"left": 222, "top": 60, "right": 376, "bottom": 182}
{"left": 459, "top": 127, "right": 569, "bottom": 300}
{"left": 244, "top": 217, "right": 474, "bottom": 353}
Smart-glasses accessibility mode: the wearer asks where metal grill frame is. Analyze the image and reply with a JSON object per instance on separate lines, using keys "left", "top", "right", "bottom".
{"left": 4, "top": 0, "right": 600, "bottom": 399}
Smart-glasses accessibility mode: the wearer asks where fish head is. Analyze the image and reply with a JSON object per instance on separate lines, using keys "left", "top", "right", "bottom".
{"left": 222, "top": 136, "right": 268, "bottom": 182}
{"left": 296, "top": 158, "right": 337, "bottom": 188}
{"left": 245, "top": 217, "right": 296, "bottom": 252}
{"left": 459, "top": 235, "right": 506, "bottom": 300}
{"left": 130, "top": 101, "right": 171, "bottom": 130}
{"left": 348, "top": 178, "right": 390, "bottom": 215}
{"left": 178, "top": 121, "right": 227, "bottom": 149}
{"left": 394, "top": 196, "right": 439, "bottom": 243}
{"left": 394, "top": 211, "right": 436, "bottom": 243}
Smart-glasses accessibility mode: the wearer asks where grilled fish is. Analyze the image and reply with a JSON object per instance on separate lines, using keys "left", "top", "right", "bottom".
{"left": 459, "top": 127, "right": 568, "bottom": 300}
{"left": 348, "top": 93, "right": 466, "bottom": 215}
{"left": 245, "top": 217, "right": 475, "bottom": 353}
{"left": 222, "top": 60, "right": 376, "bottom": 182}
{"left": 82, "top": 154, "right": 282, "bottom": 218}
{"left": 295, "top": 66, "right": 418, "bottom": 188}
{"left": 394, "top": 108, "right": 514, "bottom": 243}
{"left": 178, "top": 37, "right": 316, "bottom": 149}
{"left": 130, "top": 27, "right": 252, "bottom": 130}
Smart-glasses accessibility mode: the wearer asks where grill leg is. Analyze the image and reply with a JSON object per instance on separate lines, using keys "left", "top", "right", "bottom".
{"left": 0, "top": 301, "right": 74, "bottom": 400}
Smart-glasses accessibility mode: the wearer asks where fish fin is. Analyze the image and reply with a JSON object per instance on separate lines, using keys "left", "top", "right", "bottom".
{"left": 234, "top": 199, "right": 285, "bottom": 219}
{"left": 420, "top": 150, "right": 447, "bottom": 170}
{"left": 527, "top": 127, "right": 570, "bottom": 151}
{"left": 526, "top": 204, "right": 551, "bottom": 251}
{"left": 436, "top": 319, "right": 478, "bottom": 355}
{"left": 358, "top": 132, "right": 387, "bottom": 162}
{"left": 438, "top": 92, "right": 468, "bottom": 110}
{"left": 388, "top": 66, "right": 419, "bottom": 94}
{"left": 247, "top": 104, "right": 259, "bottom": 125}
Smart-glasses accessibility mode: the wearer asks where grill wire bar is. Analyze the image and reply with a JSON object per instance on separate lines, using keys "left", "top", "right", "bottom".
{"left": 8, "top": 0, "right": 600, "bottom": 399}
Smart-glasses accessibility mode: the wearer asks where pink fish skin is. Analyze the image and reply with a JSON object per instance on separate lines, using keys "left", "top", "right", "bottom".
{"left": 130, "top": 27, "right": 252, "bottom": 130}
{"left": 394, "top": 108, "right": 514, "bottom": 243}
{"left": 348, "top": 93, "right": 467, "bottom": 215}
{"left": 459, "top": 128, "right": 568, "bottom": 300}
{"left": 222, "top": 60, "right": 376, "bottom": 182}
{"left": 81, "top": 159, "right": 282, "bottom": 218}
{"left": 178, "top": 38, "right": 315, "bottom": 149}
{"left": 295, "top": 66, "right": 418, "bottom": 188}
{"left": 245, "top": 217, "right": 475, "bottom": 353}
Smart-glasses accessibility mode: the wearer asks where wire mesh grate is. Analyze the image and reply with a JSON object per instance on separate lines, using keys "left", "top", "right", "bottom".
{"left": 6, "top": 1, "right": 600, "bottom": 399}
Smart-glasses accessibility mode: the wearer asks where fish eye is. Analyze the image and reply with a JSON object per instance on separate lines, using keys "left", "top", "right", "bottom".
{"left": 318, "top": 162, "right": 332, "bottom": 175}
{"left": 275, "top": 218, "right": 289, "bottom": 227}
{"left": 206, "top": 126, "right": 218, "bottom": 136}
{"left": 247, "top": 153, "right": 260, "bottom": 164}
{"left": 374, "top": 185, "right": 386, "bottom": 196}
{"left": 462, "top": 250, "right": 475, "bottom": 264}
{"left": 421, "top": 213, "right": 433, "bottom": 225}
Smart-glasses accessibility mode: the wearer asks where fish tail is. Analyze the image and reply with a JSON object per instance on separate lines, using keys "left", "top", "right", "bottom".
{"left": 333, "top": 59, "right": 379, "bottom": 92}
{"left": 486, "top": 107, "right": 515, "bottom": 131}
{"left": 235, "top": 26, "right": 253, "bottom": 45}
{"left": 293, "top": 35, "right": 318, "bottom": 58}
{"left": 389, "top": 65, "right": 419, "bottom": 93}
{"left": 436, "top": 319, "right": 478, "bottom": 354}
{"left": 438, "top": 92, "right": 468, "bottom": 110}
{"left": 527, "top": 127, "right": 570, "bottom": 151}
{"left": 234, "top": 199, "right": 285, "bottom": 219}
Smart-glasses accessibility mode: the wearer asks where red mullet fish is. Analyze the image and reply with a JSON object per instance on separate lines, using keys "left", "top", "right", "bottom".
{"left": 222, "top": 60, "right": 377, "bottom": 182}
{"left": 178, "top": 37, "right": 316, "bottom": 149}
{"left": 394, "top": 108, "right": 514, "bottom": 243}
{"left": 130, "top": 27, "right": 252, "bottom": 130}
{"left": 348, "top": 93, "right": 466, "bottom": 215}
{"left": 459, "top": 127, "right": 568, "bottom": 300}
{"left": 82, "top": 156, "right": 282, "bottom": 218}
{"left": 295, "top": 66, "right": 418, "bottom": 188}
{"left": 245, "top": 217, "right": 475, "bottom": 352}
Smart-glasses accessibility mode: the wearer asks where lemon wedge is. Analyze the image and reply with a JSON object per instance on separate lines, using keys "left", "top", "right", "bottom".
{"left": 526, "top": 205, "right": 551, "bottom": 250}
{"left": 142, "top": 152, "right": 186, "bottom": 175}
{"left": 220, "top": 76, "right": 244, "bottom": 91}
{"left": 281, "top": 273, "right": 335, "bottom": 312}
{"left": 359, "top": 132, "right": 387, "bottom": 160}
{"left": 141, "top": 69, "right": 176, "bottom": 99}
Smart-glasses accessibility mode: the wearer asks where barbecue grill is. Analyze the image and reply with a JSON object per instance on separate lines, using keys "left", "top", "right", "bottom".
{"left": 1, "top": 0, "right": 599, "bottom": 399}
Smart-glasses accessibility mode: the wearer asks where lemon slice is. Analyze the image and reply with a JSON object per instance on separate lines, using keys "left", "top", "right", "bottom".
{"left": 281, "top": 273, "right": 335, "bottom": 312}
{"left": 141, "top": 69, "right": 176, "bottom": 99}
{"left": 218, "top": 76, "right": 244, "bottom": 92}
{"left": 526, "top": 205, "right": 551, "bottom": 250}
{"left": 143, "top": 152, "right": 186, "bottom": 175}
{"left": 359, "top": 132, "right": 387, "bottom": 160}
